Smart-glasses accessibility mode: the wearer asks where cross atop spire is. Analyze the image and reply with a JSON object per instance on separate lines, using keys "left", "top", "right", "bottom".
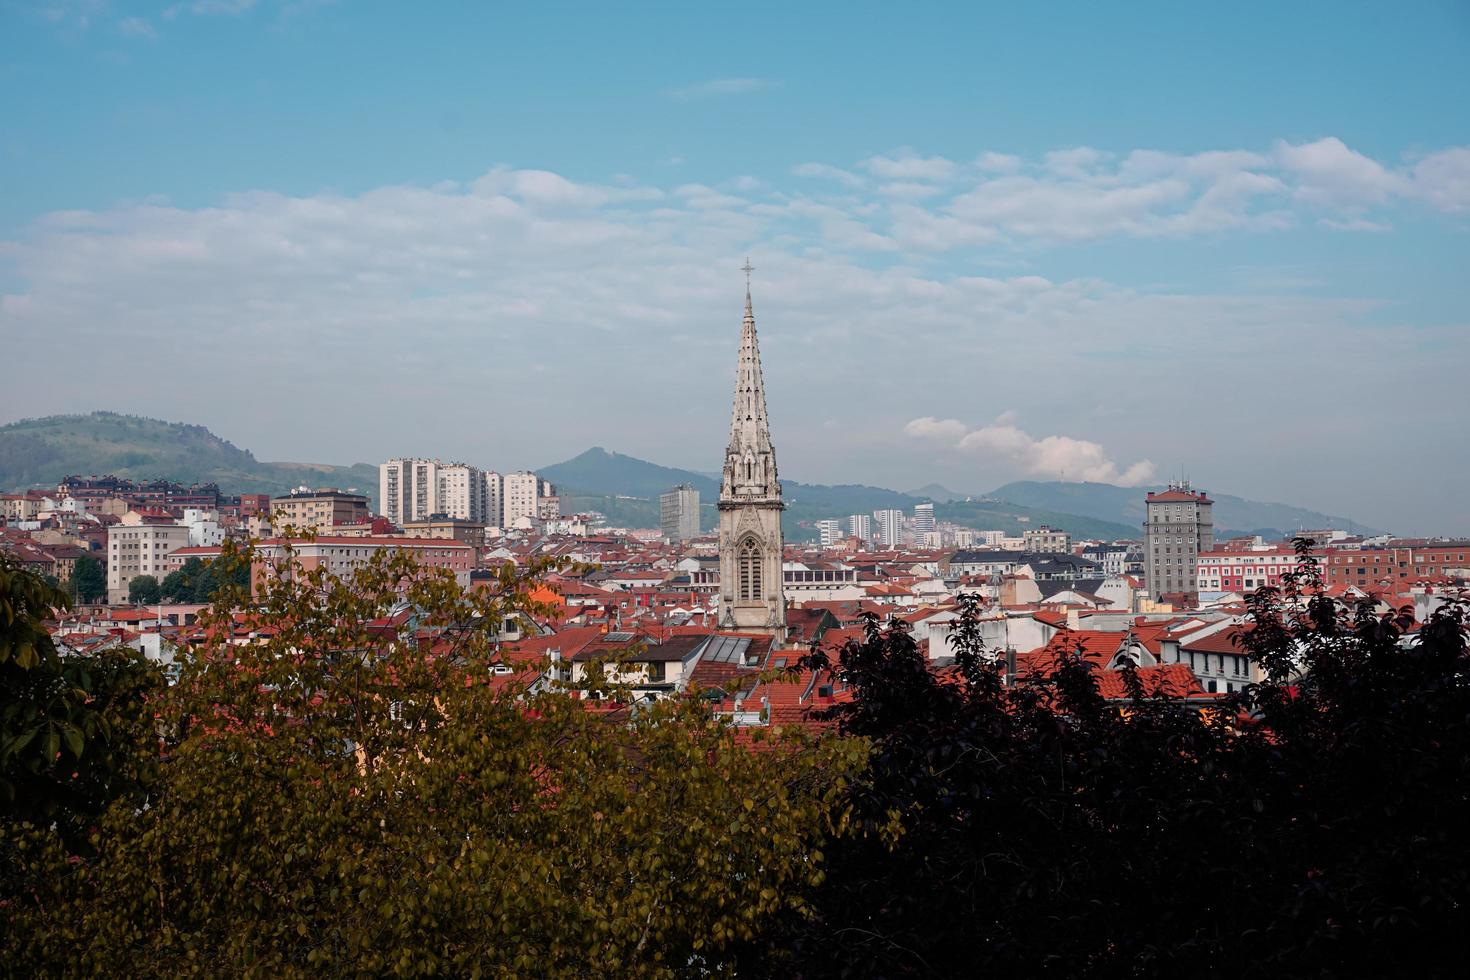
{"left": 741, "top": 257, "right": 754, "bottom": 290}
{"left": 723, "top": 261, "right": 779, "bottom": 501}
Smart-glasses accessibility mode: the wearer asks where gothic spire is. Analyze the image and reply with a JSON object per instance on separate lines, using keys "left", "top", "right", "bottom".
{"left": 729, "top": 258, "right": 771, "bottom": 451}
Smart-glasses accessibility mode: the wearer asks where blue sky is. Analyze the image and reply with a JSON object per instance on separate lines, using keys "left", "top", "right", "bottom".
{"left": 2, "top": 1, "right": 1468, "bottom": 531}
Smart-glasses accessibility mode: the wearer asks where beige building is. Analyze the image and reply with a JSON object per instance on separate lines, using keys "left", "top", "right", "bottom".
{"left": 271, "top": 488, "right": 370, "bottom": 530}
{"left": 400, "top": 518, "right": 487, "bottom": 544}
{"left": 1144, "top": 483, "right": 1215, "bottom": 600}
{"left": 1023, "top": 525, "right": 1072, "bottom": 554}
{"left": 108, "top": 512, "right": 190, "bottom": 603}
{"left": 379, "top": 459, "right": 500, "bottom": 525}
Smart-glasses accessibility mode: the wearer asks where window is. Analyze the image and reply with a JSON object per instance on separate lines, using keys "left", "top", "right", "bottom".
{"left": 738, "top": 538, "right": 763, "bottom": 601}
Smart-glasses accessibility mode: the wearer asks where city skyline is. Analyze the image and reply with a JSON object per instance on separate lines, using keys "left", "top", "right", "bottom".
{"left": 2, "top": 2, "right": 1467, "bottom": 533}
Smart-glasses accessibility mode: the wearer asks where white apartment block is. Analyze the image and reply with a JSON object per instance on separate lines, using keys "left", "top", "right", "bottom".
{"left": 815, "top": 519, "right": 844, "bottom": 547}
{"left": 381, "top": 459, "right": 499, "bottom": 525}
{"left": 874, "top": 509, "right": 906, "bottom": 548}
{"left": 108, "top": 515, "right": 190, "bottom": 603}
{"left": 847, "top": 514, "right": 873, "bottom": 544}
{"left": 504, "top": 471, "right": 542, "bottom": 526}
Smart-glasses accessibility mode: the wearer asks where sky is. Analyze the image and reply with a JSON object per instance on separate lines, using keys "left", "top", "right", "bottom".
{"left": 1, "top": 1, "right": 1468, "bottom": 532}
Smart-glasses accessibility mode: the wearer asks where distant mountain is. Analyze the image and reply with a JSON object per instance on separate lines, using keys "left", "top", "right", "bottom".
{"left": 0, "top": 413, "right": 379, "bottom": 502}
{"left": 905, "top": 483, "right": 968, "bottom": 503}
{"left": 542, "top": 448, "right": 720, "bottom": 501}
{"left": 541, "top": 448, "right": 1138, "bottom": 540}
{"left": 989, "top": 481, "right": 1384, "bottom": 539}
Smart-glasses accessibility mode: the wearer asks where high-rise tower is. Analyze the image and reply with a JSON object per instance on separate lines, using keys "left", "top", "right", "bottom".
{"left": 717, "top": 261, "right": 786, "bottom": 640}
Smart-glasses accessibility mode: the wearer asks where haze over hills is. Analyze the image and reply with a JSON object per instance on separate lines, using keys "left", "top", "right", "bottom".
{"left": 0, "top": 416, "right": 1379, "bottom": 543}
{"left": 0, "top": 413, "right": 379, "bottom": 502}
{"left": 542, "top": 448, "right": 1141, "bottom": 541}
{"left": 990, "top": 481, "right": 1385, "bottom": 540}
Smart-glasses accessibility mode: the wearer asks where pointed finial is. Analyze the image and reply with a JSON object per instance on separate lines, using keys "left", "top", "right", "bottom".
{"left": 741, "top": 257, "right": 754, "bottom": 290}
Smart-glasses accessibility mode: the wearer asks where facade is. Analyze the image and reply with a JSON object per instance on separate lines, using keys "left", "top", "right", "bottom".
{"left": 1320, "top": 541, "right": 1470, "bottom": 589}
{"left": 504, "top": 472, "right": 542, "bottom": 526}
{"left": 717, "top": 274, "right": 786, "bottom": 641}
{"left": 847, "top": 513, "right": 873, "bottom": 544}
{"left": 107, "top": 514, "right": 190, "bottom": 603}
{"left": 1196, "top": 544, "right": 1297, "bottom": 594}
{"left": 1144, "top": 483, "right": 1214, "bottom": 600}
{"left": 912, "top": 503, "right": 936, "bottom": 541}
{"left": 251, "top": 536, "right": 475, "bottom": 593}
{"left": 874, "top": 509, "right": 905, "bottom": 548}
{"left": 660, "top": 484, "right": 701, "bottom": 542}
{"left": 481, "top": 471, "right": 504, "bottom": 528}
{"left": 380, "top": 460, "right": 497, "bottom": 525}
{"left": 271, "top": 488, "right": 370, "bottom": 530}
{"left": 1023, "top": 524, "right": 1071, "bottom": 554}
{"left": 399, "top": 518, "right": 487, "bottom": 543}
{"left": 815, "top": 519, "right": 844, "bottom": 547}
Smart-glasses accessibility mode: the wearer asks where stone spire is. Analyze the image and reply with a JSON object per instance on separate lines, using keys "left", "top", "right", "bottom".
{"left": 723, "top": 259, "right": 779, "bottom": 500}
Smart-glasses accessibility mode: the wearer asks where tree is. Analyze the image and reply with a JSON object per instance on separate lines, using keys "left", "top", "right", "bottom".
{"left": 126, "top": 574, "right": 160, "bottom": 605}
{"left": 160, "top": 556, "right": 205, "bottom": 603}
{"left": 758, "top": 545, "right": 1470, "bottom": 978}
{"left": 9, "top": 541, "right": 859, "bottom": 975}
{"left": 71, "top": 554, "right": 105, "bottom": 603}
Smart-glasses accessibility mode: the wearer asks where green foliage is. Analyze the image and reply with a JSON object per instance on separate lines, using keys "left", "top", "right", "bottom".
{"left": 761, "top": 545, "right": 1470, "bottom": 977}
{"left": 7, "top": 541, "right": 859, "bottom": 976}
{"left": 71, "top": 554, "right": 106, "bottom": 603}
{"left": 127, "top": 574, "right": 161, "bottom": 605}
{"left": 0, "top": 556, "right": 165, "bottom": 836}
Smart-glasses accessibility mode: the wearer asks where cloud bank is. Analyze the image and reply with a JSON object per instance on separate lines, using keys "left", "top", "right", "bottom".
{"left": 906, "top": 416, "right": 1158, "bottom": 486}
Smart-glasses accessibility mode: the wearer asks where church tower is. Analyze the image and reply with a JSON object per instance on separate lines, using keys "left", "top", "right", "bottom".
{"left": 717, "top": 261, "right": 786, "bottom": 641}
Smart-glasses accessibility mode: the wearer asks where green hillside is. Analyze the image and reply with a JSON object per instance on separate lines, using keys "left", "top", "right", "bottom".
{"left": 0, "top": 413, "right": 379, "bottom": 502}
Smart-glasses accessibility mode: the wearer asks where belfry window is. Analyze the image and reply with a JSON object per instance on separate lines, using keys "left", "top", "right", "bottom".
{"left": 738, "top": 539, "right": 763, "bottom": 601}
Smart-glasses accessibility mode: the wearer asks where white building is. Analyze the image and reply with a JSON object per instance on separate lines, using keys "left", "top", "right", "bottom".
{"left": 504, "top": 471, "right": 543, "bottom": 526}
{"left": 874, "top": 509, "right": 905, "bottom": 548}
{"left": 815, "top": 519, "right": 844, "bottom": 547}
{"left": 912, "top": 502, "right": 936, "bottom": 540}
{"left": 847, "top": 513, "right": 873, "bottom": 544}
{"left": 380, "top": 459, "right": 499, "bottom": 525}
{"left": 181, "top": 508, "right": 226, "bottom": 547}
{"left": 108, "top": 512, "right": 190, "bottom": 603}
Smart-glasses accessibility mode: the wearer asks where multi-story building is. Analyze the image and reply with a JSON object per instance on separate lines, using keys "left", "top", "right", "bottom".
{"left": 107, "top": 511, "right": 190, "bottom": 603}
{"left": 1023, "top": 524, "right": 1071, "bottom": 554}
{"left": 504, "top": 471, "right": 542, "bottom": 526}
{"left": 1144, "top": 483, "right": 1214, "bottom": 601}
{"left": 251, "top": 536, "right": 475, "bottom": 593}
{"left": 481, "top": 471, "right": 504, "bottom": 528}
{"left": 912, "top": 503, "right": 936, "bottom": 541}
{"left": 847, "top": 514, "right": 873, "bottom": 544}
{"left": 271, "top": 488, "right": 370, "bottom": 531}
{"left": 815, "top": 519, "right": 844, "bottom": 547}
{"left": 1196, "top": 543, "right": 1298, "bottom": 594}
{"left": 660, "top": 484, "right": 701, "bottom": 542}
{"left": 874, "top": 509, "right": 905, "bottom": 548}
{"left": 1320, "top": 541, "right": 1470, "bottom": 589}
{"left": 380, "top": 460, "right": 495, "bottom": 525}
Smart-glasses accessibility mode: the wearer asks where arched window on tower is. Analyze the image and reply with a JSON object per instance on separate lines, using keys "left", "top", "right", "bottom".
{"left": 738, "top": 538, "right": 763, "bottom": 602}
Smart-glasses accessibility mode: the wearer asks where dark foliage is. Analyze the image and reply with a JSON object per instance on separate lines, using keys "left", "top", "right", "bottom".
{"left": 764, "top": 542, "right": 1470, "bottom": 978}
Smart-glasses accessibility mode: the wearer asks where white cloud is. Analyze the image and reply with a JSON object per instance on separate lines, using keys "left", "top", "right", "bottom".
{"left": 975, "top": 151, "right": 1021, "bottom": 174}
{"left": 668, "top": 77, "right": 773, "bottom": 101}
{"left": 908, "top": 414, "right": 1157, "bottom": 486}
{"left": 1412, "top": 147, "right": 1470, "bottom": 213}
{"left": 1274, "top": 137, "right": 1406, "bottom": 208}
{"left": 861, "top": 152, "right": 957, "bottom": 181}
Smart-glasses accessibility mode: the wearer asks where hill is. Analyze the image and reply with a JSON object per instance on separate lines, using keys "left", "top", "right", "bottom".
{"left": 0, "top": 413, "right": 379, "bottom": 502}
{"left": 905, "top": 483, "right": 968, "bottom": 503}
{"left": 541, "top": 448, "right": 1138, "bottom": 541}
{"left": 989, "top": 481, "right": 1384, "bottom": 539}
